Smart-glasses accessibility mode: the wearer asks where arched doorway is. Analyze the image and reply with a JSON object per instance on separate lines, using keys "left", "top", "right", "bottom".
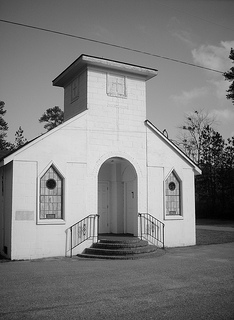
{"left": 98, "top": 157, "right": 138, "bottom": 235}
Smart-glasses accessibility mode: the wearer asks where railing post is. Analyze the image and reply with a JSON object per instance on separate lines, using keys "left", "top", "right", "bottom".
{"left": 137, "top": 212, "right": 165, "bottom": 248}
{"left": 92, "top": 216, "right": 95, "bottom": 243}
{"left": 70, "top": 227, "right": 73, "bottom": 258}
{"left": 97, "top": 214, "right": 100, "bottom": 242}
{"left": 139, "top": 213, "right": 142, "bottom": 240}
{"left": 162, "top": 224, "right": 165, "bottom": 249}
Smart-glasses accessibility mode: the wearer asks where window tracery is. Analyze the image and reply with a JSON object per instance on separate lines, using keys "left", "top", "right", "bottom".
{"left": 40, "top": 166, "right": 63, "bottom": 219}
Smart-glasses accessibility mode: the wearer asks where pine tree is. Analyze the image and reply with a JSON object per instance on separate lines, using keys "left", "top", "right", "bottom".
{"left": 39, "top": 106, "right": 64, "bottom": 131}
{"left": 224, "top": 48, "right": 234, "bottom": 105}
{"left": 0, "top": 101, "right": 12, "bottom": 150}
{"left": 195, "top": 127, "right": 234, "bottom": 218}
{"left": 14, "top": 126, "right": 27, "bottom": 149}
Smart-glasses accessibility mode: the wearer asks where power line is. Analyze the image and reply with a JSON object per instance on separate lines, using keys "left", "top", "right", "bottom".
{"left": 0, "top": 18, "right": 225, "bottom": 74}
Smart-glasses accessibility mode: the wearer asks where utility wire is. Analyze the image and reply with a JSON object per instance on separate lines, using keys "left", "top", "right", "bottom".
{"left": 0, "top": 18, "right": 225, "bottom": 74}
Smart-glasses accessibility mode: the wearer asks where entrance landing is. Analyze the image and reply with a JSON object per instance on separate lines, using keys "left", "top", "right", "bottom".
{"left": 98, "top": 233, "right": 136, "bottom": 242}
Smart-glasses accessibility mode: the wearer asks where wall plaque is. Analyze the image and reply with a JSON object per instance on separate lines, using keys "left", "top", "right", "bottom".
{"left": 107, "top": 74, "right": 126, "bottom": 98}
{"left": 15, "top": 211, "right": 34, "bottom": 221}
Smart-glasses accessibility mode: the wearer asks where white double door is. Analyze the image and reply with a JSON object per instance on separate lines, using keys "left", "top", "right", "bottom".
{"left": 98, "top": 181, "right": 136, "bottom": 234}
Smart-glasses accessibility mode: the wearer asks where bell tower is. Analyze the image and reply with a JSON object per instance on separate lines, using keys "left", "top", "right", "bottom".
{"left": 53, "top": 55, "right": 157, "bottom": 122}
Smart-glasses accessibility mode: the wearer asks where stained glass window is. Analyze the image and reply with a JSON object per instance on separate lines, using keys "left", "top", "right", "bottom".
{"left": 165, "top": 171, "right": 181, "bottom": 216}
{"left": 40, "top": 166, "right": 63, "bottom": 219}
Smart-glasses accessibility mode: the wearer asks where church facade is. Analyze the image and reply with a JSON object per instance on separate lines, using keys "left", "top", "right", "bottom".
{"left": 0, "top": 55, "right": 201, "bottom": 260}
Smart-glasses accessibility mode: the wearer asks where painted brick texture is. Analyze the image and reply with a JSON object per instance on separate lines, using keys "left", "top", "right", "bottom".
{"left": 87, "top": 69, "right": 147, "bottom": 165}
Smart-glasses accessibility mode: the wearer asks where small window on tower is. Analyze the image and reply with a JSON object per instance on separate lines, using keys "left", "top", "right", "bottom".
{"left": 71, "top": 77, "right": 79, "bottom": 101}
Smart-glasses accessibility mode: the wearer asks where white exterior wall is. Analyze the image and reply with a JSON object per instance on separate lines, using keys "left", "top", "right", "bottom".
{"left": 11, "top": 159, "right": 88, "bottom": 260}
{"left": 0, "top": 162, "right": 13, "bottom": 258}
{"left": 86, "top": 68, "right": 148, "bottom": 217}
{"left": 7, "top": 113, "right": 88, "bottom": 259}
{"left": 147, "top": 128, "right": 196, "bottom": 247}
{"left": 7, "top": 67, "right": 151, "bottom": 259}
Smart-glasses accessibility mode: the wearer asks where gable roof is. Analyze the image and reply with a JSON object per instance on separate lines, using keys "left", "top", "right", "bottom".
{"left": 145, "top": 120, "right": 202, "bottom": 175}
{"left": 0, "top": 110, "right": 88, "bottom": 167}
{"left": 0, "top": 134, "right": 45, "bottom": 165}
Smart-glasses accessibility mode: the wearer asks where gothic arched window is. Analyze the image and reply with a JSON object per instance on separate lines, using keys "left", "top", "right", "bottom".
{"left": 165, "top": 171, "right": 181, "bottom": 216}
{"left": 40, "top": 166, "right": 63, "bottom": 219}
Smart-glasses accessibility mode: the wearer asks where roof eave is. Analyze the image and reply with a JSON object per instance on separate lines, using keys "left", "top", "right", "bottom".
{"left": 53, "top": 54, "right": 158, "bottom": 87}
{"left": 0, "top": 111, "right": 88, "bottom": 167}
{"left": 145, "top": 120, "right": 202, "bottom": 175}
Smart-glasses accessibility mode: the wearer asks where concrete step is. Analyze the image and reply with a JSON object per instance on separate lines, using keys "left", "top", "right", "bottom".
{"left": 92, "top": 239, "right": 148, "bottom": 249}
{"left": 77, "top": 251, "right": 162, "bottom": 260}
{"left": 77, "top": 235, "right": 161, "bottom": 260}
{"left": 85, "top": 245, "right": 157, "bottom": 256}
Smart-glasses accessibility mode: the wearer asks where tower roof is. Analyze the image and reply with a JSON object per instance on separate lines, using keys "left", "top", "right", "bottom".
{"left": 53, "top": 54, "right": 158, "bottom": 87}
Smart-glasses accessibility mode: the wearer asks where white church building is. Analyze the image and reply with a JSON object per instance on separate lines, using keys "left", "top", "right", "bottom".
{"left": 0, "top": 55, "right": 201, "bottom": 260}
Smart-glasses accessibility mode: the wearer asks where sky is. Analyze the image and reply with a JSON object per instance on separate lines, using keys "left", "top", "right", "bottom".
{"left": 0, "top": 0, "right": 234, "bottom": 144}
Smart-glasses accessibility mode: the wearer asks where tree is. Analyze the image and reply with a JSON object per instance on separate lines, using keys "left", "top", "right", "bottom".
{"left": 196, "top": 126, "right": 224, "bottom": 215}
{"left": 0, "top": 100, "right": 12, "bottom": 150}
{"left": 176, "top": 110, "right": 234, "bottom": 219}
{"left": 195, "top": 127, "right": 234, "bottom": 219}
{"left": 14, "top": 126, "right": 27, "bottom": 149}
{"left": 39, "top": 106, "right": 64, "bottom": 131}
{"left": 224, "top": 48, "right": 234, "bottom": 105}
{"left": 219, "top": 136, "right": 234, "bottom": 217}
{"left": 175, "top": 109, "right": 216, "bottom": 164}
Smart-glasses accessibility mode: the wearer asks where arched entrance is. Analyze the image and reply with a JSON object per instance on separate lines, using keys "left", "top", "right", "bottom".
{"left": 98, "top": 157, "right": 138, "bottom": 235}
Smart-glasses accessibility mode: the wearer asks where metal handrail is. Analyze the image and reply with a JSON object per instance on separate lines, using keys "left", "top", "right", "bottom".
{"left": 67, "top": 214, "right": 99, "bottom": 257}
{"left": 138, "top": 213, "right": 165, "bottom": 248}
